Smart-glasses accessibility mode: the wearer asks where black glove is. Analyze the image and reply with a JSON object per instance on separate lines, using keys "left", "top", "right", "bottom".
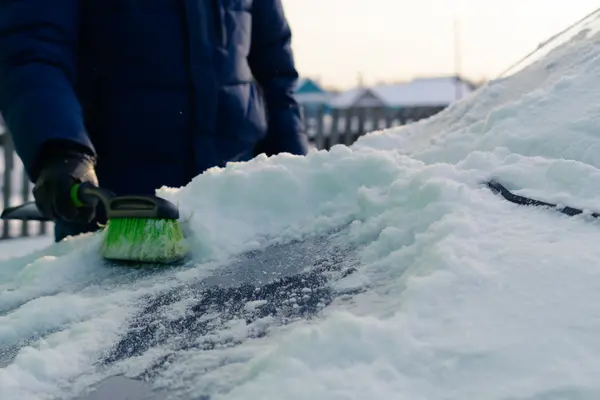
{"left": 32, "top": 141, "right": 99, "bottom": 223}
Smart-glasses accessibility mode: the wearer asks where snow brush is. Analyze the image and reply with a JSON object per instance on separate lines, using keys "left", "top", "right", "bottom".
{"left": 485, "top": 179, "right": 600, "bottom": 218}
{"left": 1, "top": 182, "right": 187, "bottom": 264}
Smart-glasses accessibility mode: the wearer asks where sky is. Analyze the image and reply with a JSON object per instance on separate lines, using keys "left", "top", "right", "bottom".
{"left": 281, "top": 0, "right": 600, "bottom": 89}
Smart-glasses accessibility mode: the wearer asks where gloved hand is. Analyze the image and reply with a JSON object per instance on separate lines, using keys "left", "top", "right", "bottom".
{"left": 32, "top": 142, "right": 99, "bottom": 223}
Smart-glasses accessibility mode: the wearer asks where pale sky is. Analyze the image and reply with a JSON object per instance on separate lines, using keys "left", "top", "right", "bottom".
{"left": 281, "top": 0, "right": 599, "bottom": 89}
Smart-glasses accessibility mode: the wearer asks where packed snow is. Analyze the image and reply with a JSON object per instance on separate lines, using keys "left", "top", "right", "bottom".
{"left": 4, "top": 9, "right": 600, "bottom": 400}
{"left": 0, "top": 237, "right": 52, "bottom": 261}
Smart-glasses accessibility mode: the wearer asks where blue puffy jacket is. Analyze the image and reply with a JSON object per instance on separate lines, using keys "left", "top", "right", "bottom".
{"left": 0, "top": 0, "right": 309, "bottom": 199}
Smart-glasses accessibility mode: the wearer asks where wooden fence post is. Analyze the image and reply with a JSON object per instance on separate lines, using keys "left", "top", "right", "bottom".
{"left": 327, "top": 108, "right": 339, "bottom": 150}
{"left": 39, "top": 214, "right": 47, "bottom": 236}
{"left": 2, "top": 133, "right": 14, "bottom": 239}
{"left": 20, "top": 171, "right": 30, "bottom": 237}
{"left": 373, "top": 107, "right": 384, "bottom": 131}
{"left": 314, "top": 105, "right": 325, "bottom": 150}
{"left": 357, "top": 107, "right": 366, "bottom": 141}
{"left": 343, "top": 109, "right": 353, "bottom": 146}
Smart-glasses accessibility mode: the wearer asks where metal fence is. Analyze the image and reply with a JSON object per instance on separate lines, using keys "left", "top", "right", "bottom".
{"left": 0, "top": 133, "right": 50, "bottom": 240}
{"left": 0, "top": 104, "right": 446, "bottom": 240}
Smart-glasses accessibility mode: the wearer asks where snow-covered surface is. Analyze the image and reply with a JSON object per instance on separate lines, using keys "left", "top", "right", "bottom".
{"left": 4, "top": 10, "right": 600, "bottom": 400}
{"left": 0, "top": 236, "right": 53, "bottom": 261}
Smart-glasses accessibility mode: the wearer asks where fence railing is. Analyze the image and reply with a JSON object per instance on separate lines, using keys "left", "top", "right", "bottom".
{"left": 302, "top": 105, "right": 445, "bottom": 150}
{"left": 0, "top": 132, "right": 50, "bottom": 240}
{"left": 0, "top": 105, "right": 446, "bottom": 240}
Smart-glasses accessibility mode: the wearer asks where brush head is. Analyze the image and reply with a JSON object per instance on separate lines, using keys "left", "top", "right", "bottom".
{"left": 101, "top": 217, "right": 188, "bottom": 263}
{"left": 80, "top": 187, "right": 188, "bottom": 264}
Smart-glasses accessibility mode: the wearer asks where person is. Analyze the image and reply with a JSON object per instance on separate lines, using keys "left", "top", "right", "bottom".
{"left": 0, "top": 0, "right": 309, "bottom": 242}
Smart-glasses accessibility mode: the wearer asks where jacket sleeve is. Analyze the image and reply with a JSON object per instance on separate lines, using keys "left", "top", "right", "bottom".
{"left": 248, "top": 0, "right": 309, "bottom": 157}
{"left": 0, "top": 0, "right": 95, "bottom": 181}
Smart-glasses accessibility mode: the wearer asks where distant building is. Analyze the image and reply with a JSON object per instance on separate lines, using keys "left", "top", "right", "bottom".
{"left": 329, "top": 75, "right": 476, "bottom": 124}
{"left": 293, "top": 77, "right": 333, "bottom": 119}
{"left": 329, "top": 87, "right": 386, "bottom": 109}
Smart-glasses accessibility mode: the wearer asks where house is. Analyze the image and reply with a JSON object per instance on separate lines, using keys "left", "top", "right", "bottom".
{"left": 293, "top": 77, "right": 333, "bottom": 119}
{"left": 330, "top": 75, "right": 476, "bottom": 123}
{"left": 372, "top": 75, "right": 475, "bottom": 108}
{"left": 328, "top": 86, "right": 387, "bottom": 109}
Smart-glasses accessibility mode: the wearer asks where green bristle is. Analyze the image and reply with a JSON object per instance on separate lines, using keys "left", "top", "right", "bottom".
{"left": 101, "top": 217, "right": 188, "bottom": 263}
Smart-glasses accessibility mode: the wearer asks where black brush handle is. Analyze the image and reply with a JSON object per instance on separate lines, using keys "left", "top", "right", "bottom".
{"left": 107, "top": 196, "right": 179, "bottom": 219}
{"left": 73, "top": 182, "right": 178, "bottom": 219}
{"left": 2, "top": 184, "right": 180, "bottom": 221}
{"left": 0, "top": 202, "right": 49, "bottom": 221}
{"left": 73, "top": 181, "right": 116, "bottom": 209}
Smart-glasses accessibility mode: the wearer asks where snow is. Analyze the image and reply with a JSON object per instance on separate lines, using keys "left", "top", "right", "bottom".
{"left": 4, "top": 9, "right": 600, "bottom": 400}
{"left": 0, "top": 236, "right": 53, "bottom": 261}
